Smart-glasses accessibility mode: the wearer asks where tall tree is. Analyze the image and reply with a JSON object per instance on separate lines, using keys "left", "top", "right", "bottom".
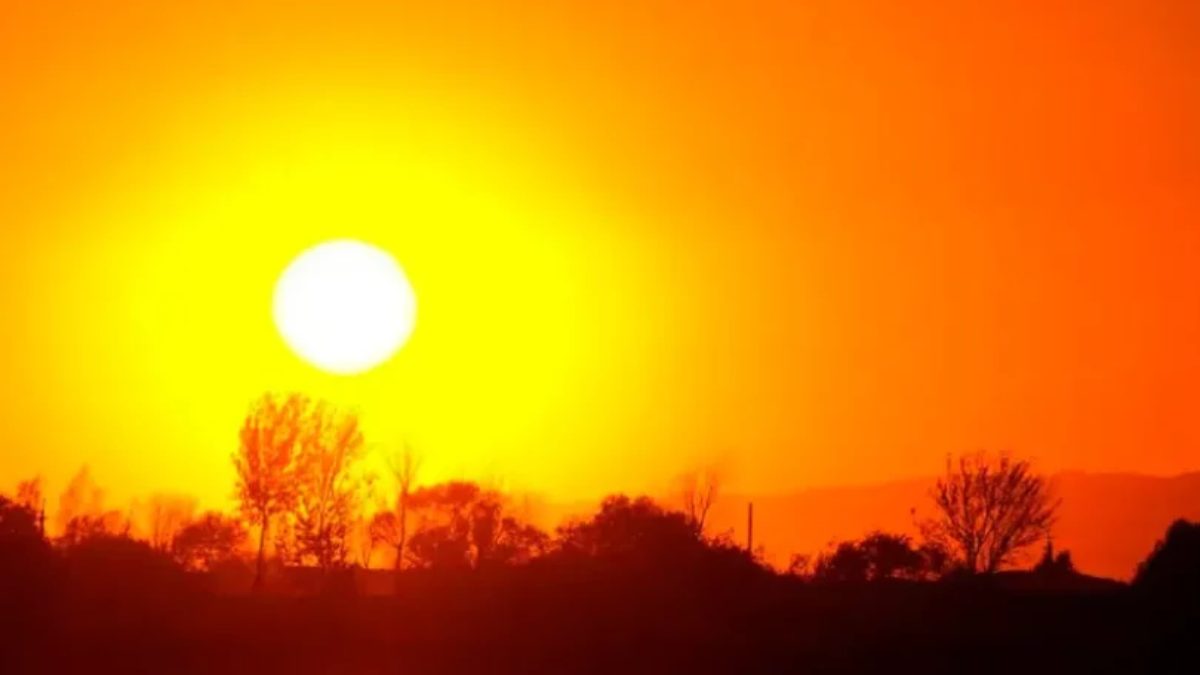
{"left": 921, "top": 452, "right": 1058, "bottom": 574}
{"left": 386, "top": 443, "right": 421, "bottom": 572}
{"left": 233, "top": 393, "right": 307, "bottom": 590}
{"left": 291, "top": 401, "right": 366, "bottom": 572}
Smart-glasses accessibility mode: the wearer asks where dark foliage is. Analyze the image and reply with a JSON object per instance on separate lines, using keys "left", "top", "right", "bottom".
{"left": 550, "top": 495, "right": 762, "bottom": 583}
{"left": 172, "top": 512, "right": 248, "bottom": 571}
{"left": 1134, "top": 519, "right": 1200, "bottom": 601}
{"left": 403, "top": 481, "right": 549, "bottom": 570}
{"left": 1, "top": 493, "right": 1198, "bottom": 674}
{"left": 812, "top": 531, "right": 945, "bottom": 582}
{"left": 0, "top": 496, "right": 57, "bottom": 613}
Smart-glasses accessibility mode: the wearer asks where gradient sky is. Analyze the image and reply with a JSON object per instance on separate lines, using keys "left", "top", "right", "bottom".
{"left": 2, "top": 0, "right": 1198, "bottom": 510}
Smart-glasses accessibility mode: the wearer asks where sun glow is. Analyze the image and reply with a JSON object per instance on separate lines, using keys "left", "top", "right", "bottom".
{"left": 273, "top": 240, "right": 417, "bottom": 375}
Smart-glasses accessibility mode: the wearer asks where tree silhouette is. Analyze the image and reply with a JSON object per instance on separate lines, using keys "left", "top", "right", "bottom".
{"left": 390, "top": 444, "right": 420, "bottom": 571}
{"left": 558, "top": 495, "right": 692, "bottom": 562}
{"left": 921, "top": 452, "right": 1057, "bottom": 574}
{"left": 785, "top": 552, "right": 813, "bottom": 577}
{"left": 402, "top": 481, "right": 548, "bottom": 569}
{"left": 138, "top": 493, "right": 196, "bottom": 552}
{"left": 813, "top": 540, "right": 871, "bottom": 582}
{"left": 291, "top": 401, "right": 364, "bottom": 569}
{"left": 12, "top": 477, "right": 44, "bottom": 535}
{"left": 171, "top": 512, "right": 247, "bottom": 572}
{"left": 59, "top": 511, "right": 128, "bottom": 546}
{"left": 917, "top": 541, "right": 950, "bottom": 578}
{"left": 0, "top": 495, "right": 55, "bottom": 610}
{"left": 349, "top": 471, "right": 381, "bottom": 569}
{"left": 406, "top": 481, "right": 483, "bottom": 569}
{"left": 469, "top": 492, "right": 550, "bottom": 567}
{"left": 811, "top": 531, "right": 940, "bottom": 582}
{"left": 0, "top": 495, "right": 40, "bottom": 542}
{"left": 858, "top": 531, "right": 931, "bottom": 579}
{"left": 552, "top": 494, "right": 758, "bottom": 582}
{"left": 1133, "top": 519, "right": 1200, "bottom": 600}
{"left": 369, "top": 443, "right": 421, "bottom": 577}
{"left": 55, "top": 466, "right": 105, "bottom": 535}
{"left": 677, "top": 466, "right": 720, "bottom": 535}
{"left": 234, "top": 393, "right": 307, "bottom": 590}
{"left": 369, "top": 511, "right": 401, "bottom": 567}
{"left": 14, "top": 477, "right": 43, "bottom": 511}
{"left": 291, "top": 401, "right": 365, "bottom": 572}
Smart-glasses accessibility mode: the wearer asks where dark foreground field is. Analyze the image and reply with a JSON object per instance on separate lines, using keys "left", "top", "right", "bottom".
{"left": 4, "top": 568, "right": 1197, "bottom": 675}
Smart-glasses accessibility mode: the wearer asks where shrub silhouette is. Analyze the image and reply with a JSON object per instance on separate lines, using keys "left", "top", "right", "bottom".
{"left": 171, "top": 511, "right": 247, "bottom": 571}
{"left": 551, "top": 495, "right": 760, "bottom": 581}
{"left": 812, "top": 531, "right": 943, "bottom": 582}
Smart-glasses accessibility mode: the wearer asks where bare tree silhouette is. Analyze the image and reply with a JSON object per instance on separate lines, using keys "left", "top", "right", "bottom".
{"left": 138, "top": 493, "right": 196, "bottom": 551}
{"left": 921, "top": 452, "right": 1057, "bottom": 574}
{"left": 385, "top": 443, "right": 421, "bottom": 573}
{"left": 234, "top": 393, "right": 307, "bottom": 590}
{"left": 292, "top": 401, "right": 365, "bottom": 572}
{"left": 350, "top": 472, "right": 381, "bottom": 569}
{"left": 369, "top": 511, "right": 403, "bottom": 567}
{"left": 677, "top": 466, "right": 720, "bottom": 535}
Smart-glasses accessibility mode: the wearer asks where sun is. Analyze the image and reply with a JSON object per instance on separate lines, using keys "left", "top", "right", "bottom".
{"left": 273, "top": 239, "right": 417, "bottom": 375}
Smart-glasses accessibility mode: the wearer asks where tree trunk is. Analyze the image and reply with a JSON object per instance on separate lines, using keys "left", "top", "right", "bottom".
{"left": 253, "top": 514, "right": 269, "bottom": 591}
{"left": 393, "top": 493, "right": 408, "bottom": 595}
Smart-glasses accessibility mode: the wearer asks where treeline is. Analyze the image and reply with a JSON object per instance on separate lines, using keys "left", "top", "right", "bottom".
{"left": 4, "top": 472, "right": 1200, "bottom": 674}
{"left": 1, "top": 391, "right": 1198, "bottom": 596}
{"left": 5, "top": 397, "right": 1200, "bottom": 673}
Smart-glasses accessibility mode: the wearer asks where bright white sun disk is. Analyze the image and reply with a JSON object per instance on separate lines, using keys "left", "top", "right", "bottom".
{"left": 273, "top": 240, "right": 416, "bottom": 374}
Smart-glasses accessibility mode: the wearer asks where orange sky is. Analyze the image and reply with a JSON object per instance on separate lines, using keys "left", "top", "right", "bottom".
{"left": 1, "top": 0, "right": 1198, "bottom": 511}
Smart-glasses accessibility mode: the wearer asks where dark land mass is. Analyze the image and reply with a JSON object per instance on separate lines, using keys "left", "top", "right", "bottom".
{"left": 4, "top": 564, "right": 1198, "bottom": 674}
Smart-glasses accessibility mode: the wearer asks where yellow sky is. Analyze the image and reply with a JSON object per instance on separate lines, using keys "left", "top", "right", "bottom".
{"left": 2, "top": 1, "right": 1198, "bottom": 510}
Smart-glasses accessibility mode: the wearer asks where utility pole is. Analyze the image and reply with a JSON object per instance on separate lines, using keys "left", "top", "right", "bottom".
{"left": 746, "top": 502, "right": 754, "bottom": 553}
